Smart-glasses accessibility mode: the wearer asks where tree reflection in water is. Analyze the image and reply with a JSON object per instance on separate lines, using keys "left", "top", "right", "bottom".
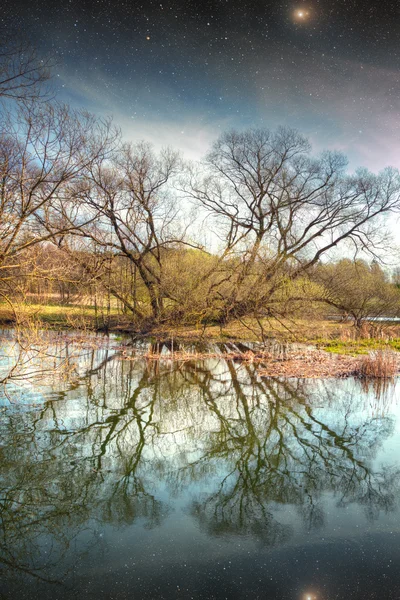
{"left": 0, "top": 342, "right": 399, "bottom": 590}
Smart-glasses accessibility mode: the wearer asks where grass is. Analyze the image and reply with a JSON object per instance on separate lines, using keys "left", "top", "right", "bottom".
{"left": 315, "top": 338, "right": 400, "bottom": 355}
{"left": 0, "top": 302, "right": 120, "bottom": 328}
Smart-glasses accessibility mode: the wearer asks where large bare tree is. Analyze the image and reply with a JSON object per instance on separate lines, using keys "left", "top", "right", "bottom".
{"left": 185, "top": 127, "right": 400, "bottom": 322}
{"left": 0, "top": 102, "right": 116, "bottom": 271}
{"left": 0, "top": 100, "right": 117, "bottom": 386}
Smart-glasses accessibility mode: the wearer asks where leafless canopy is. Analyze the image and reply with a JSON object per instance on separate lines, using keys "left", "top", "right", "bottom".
{"left": 0, "top": 29, "right": 51, "bottom": 101}
{"left": 76, "top": 142, "right": 188, "bottom": 321}
{"left": 185, "top": 127, "right": 400, "bottom": 319}
{"left": 0, "top": 101, "right": 118, "bottom": 288}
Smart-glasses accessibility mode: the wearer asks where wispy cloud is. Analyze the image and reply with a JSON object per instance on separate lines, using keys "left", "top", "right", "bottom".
{"left": 56, "top": 67, "right": 235, "bottom": 159}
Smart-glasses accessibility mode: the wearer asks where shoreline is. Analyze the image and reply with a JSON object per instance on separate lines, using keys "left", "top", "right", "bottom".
{"left": 118, "top": 346, "right": 398, "bottom": 379}
{"left": 1, "top": 311, "right": 400, "bottom": 380}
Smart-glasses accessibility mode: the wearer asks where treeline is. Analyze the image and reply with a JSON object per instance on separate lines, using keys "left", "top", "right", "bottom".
{"left": 2, "top": 33, "right": 400, "bottom": 333}
{"left": 11, "top": 245, "right": 400, "bottom": 330}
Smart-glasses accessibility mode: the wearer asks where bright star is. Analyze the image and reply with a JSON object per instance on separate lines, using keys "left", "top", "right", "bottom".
{"left": 293, "top": 8, "right": 310, "bottom": 22}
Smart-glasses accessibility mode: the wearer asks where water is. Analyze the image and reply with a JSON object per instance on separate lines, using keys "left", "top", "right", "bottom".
{"left": 1, "top": 335, "right": 400, "bottom": 599}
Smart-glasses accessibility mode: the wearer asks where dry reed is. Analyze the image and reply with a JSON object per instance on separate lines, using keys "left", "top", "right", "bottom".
{"left": 358, "top": 350, "right": 398, "bottom": 379}
{"left": 118, "top": 344, "right": 400, "bottom": 380}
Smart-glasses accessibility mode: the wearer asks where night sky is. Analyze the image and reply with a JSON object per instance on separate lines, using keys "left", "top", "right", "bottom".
{"left": 3, "top": 0, "right": 400, "bottom": 169}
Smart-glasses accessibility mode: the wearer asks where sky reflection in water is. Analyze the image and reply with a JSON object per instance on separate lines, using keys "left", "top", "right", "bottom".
{"left": 1, "top": 338, "right": 400, "bottom": 599}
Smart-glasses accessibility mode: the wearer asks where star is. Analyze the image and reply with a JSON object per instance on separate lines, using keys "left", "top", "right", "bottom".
{"left": 293, "top": 8, "right": 310, "bottom": 22}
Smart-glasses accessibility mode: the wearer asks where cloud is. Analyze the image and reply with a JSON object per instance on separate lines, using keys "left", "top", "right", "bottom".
{"left": 56, "top": 49, "right": 400, "bottom": 172}
{"left": 56, "top": 67, "right": 235, "bottom": 160}
{"left": 249, "top": 47, "right": 400, "bottom": 172}
{"left": 116, "top": 115, "right": 221, "bottom": 160}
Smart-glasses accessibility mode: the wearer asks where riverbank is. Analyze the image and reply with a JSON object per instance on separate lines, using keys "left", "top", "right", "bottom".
{"left": 2, "top": 303, "right": 400, "bottom": 376}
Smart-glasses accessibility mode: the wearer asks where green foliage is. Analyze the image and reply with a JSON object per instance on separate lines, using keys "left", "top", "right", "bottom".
{"left": 313, "top": 259, "right": 400, "bottom": 327}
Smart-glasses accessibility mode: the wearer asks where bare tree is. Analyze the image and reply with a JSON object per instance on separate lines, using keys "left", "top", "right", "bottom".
{"left": 77, "top": 142, "right": 191, "bottom": 324}
{"left": 0, "top": 102, "right": 117, "bottom": 282}
{"left": 185, "top": 127, "right": 400, "bottom": 322}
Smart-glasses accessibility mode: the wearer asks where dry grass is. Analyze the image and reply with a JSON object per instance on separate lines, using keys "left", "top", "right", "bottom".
{"left": 358, "top": 350, "right": 398, "bottom": 379}
{"left": 3, "top": 302, "right": 400, "bottom": 350}
{"left": 258, "top": 348, "right": 400, "bottom": 380}
{"left": 2, "top": 302, "right": 400, "bottom": 380}
{"left": 257, "top": 350, "right": 360, "bottom": 379}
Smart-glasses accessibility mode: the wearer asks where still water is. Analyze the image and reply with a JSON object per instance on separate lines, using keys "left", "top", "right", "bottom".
{"left": 1, "top": 335, "right": 400, "bottom": 599}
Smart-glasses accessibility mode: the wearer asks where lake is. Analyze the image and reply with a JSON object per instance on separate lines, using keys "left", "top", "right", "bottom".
{"left": 1, "top": 334, "right": 400, "bottom": 599}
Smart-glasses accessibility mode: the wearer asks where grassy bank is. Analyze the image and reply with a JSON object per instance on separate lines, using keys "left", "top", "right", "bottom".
{"left": 2, "top": 302, "right": 400, "bottom": 381}
{"left": 2, "top": 302, "right": 400, "bottom": 355}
